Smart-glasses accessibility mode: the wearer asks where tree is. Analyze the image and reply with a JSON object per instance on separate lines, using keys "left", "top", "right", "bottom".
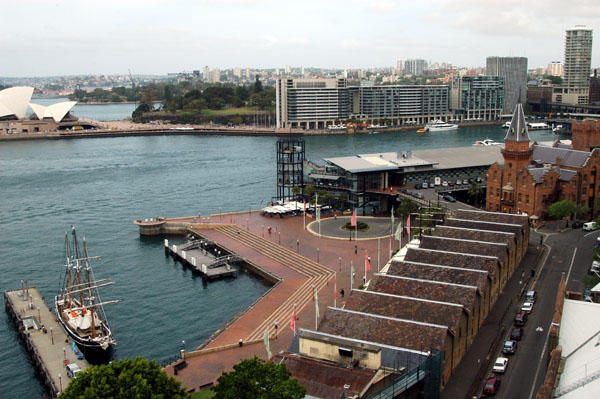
{"left": 339, "top": 193, "right": 348, "bottom": 211}
{"left": 304, "top": 185, "right": 315, "bottom": 200}
{"left": 60, "top": 357, "right": 190, "bottom": 399}
{"left": 576, "top": 204, "right": 591, "bottom": 219}
{"left": 253, "top": 76, "right": 263, "bottom": 94}
{"left": 213, "top": 356, "right": 305, "bottom": 399}
{"left": 468, "top": 182, "right": 483, "bottom": 207}
{"left": 291, "top": 186, "right": 301, "bottom": 199}
{"left": 397, "top": 198, "right": 419, "bottom": 221}
{"left": 547, "top": 200, "right": 578, "bottom": 227}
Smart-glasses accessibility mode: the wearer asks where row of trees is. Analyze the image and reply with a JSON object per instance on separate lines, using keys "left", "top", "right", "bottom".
{"left": 60, "top": 356, "right": 305, "bottom": 399}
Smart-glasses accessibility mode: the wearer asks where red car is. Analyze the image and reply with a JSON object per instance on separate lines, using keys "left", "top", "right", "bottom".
{"left": 514, "top": 311, "right": 528, "bottom": 326}
{"left": 510, "top": 327, "right": 524, "bottom": 341}
{"left": 483, "top": 377, "right": 501, "bottom": 395}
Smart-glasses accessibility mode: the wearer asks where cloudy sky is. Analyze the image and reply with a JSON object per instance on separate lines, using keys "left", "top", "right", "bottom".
{"left": 2, "top": 0, "right": 599, "bottom": 76}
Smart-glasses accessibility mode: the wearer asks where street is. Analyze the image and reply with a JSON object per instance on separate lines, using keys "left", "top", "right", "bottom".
{"left": 479, "top": 226, "right": 597, "bottom": 399}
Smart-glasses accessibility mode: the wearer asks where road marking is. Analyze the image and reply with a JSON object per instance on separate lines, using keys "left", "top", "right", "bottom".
{"left": 528, "top": 323, "right": 551, "bottom": 399}
{"left": 584, "top": 230, "right": 600, "bottom": 238}
{"left": 566, "top": 248, "right": 578, "bottom": 284}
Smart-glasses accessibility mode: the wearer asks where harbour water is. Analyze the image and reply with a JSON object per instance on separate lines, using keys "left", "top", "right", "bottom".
{"left": 31, "top": 97, "right": 144, "bottom": 121}
{"left": 0, "top": 117, "right": 567, "bottom": 397}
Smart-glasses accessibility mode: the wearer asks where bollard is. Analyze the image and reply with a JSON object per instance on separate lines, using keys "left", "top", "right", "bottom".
{"left": 164, "top": 239, "right": 169, "bottom": 247}
{"left": 50, "top": 327, "right": 54, "bottom": 345}
{"left": 58, "top": 374, "right": 62, "bottom": 392}
{"left": 37, "top": 306, "right": 41, "bottom": 324}
{"left": 173, "top": 245, "right": 177, "bottom": 254}
{"left": 192, "top": 257, "right": 196, "bottom": 267}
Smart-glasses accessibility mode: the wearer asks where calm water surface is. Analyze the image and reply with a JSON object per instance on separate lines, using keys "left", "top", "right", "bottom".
{"left": 0, "top": 122, "right": 566, "bottom": 397}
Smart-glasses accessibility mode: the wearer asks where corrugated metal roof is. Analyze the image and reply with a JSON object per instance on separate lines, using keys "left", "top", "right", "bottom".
{"left": 531, "top": 146, "right": 590, "bottom": 168}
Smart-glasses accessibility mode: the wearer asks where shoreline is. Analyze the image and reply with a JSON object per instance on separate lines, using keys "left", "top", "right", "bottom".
{"left": 0, "top": 119, "right": 502, "bottom": 141}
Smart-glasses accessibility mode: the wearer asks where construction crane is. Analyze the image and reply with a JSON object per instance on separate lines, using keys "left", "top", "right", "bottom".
{"left": 128, "top": 69, "right": 135, "bottom": 89}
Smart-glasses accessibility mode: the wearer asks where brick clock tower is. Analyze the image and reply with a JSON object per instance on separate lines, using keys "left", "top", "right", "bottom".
{"left": 487, "top": 104, "right": 533, "bottom": 213}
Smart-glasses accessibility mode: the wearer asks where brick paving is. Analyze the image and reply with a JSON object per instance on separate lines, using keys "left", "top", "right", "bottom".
{"left": 164, "top": 211, "right": 406, "bottom": 391}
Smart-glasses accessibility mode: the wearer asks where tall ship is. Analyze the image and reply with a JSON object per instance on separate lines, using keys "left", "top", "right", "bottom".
{"left": 425, "top": 120, "right": 459, "bottom": 132}
{"left": 55, "top": 226, "right": 118, "bottom": 353}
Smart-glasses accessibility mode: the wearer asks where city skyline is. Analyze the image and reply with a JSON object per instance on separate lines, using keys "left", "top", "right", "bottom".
{"left": 2, "top": 0, "right": 599, "bottom": 77}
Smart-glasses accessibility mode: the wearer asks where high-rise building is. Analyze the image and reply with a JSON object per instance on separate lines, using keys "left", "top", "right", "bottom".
{"left": 486, "top": 57, "right": 527, "bottom": 114}
{"left": 211, "top": 68, "right": 221, "bottom": 83}
{"left": 233, "top": 67, "right": 242, "bottom": 79}
{"left": 404, "top": 59, "right": 428, "bottom": 76}
{"left": 245, "top": 67, "right": 251, "bottom": 79}
{"left": 450, "top": 76, "right": 504, "bottom": 121}
{"left": 285, "top": 65, "right": 291, "bottom": 75}
{"left": 203, "top": 66, "right": 210, "bottom": 80}
{"left": 553, "top": 25, "right": 593, "bottom": 105}
{"left": 548, "top": 61, "right": 563, "bottom": 77}
{"left": 396, "top": 60, "right": 403, "bottom": 73}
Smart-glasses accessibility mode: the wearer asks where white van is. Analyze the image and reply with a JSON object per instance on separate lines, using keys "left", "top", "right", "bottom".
{"left": 66, "top": 362, "right": 83, "bottom": 378}
{"left": 434, "top": 177, "right": 441, "bottom": 186}
{"left": 583, "top": 221, "right": 597, "bottom": 231}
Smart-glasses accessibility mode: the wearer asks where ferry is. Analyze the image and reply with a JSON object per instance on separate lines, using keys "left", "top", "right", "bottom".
{"left": 425, "top": 120, "right": 458, "bottom": 132}
{"left": 527, "top": 122, "right": 551, "bottom": 131}
{"left": 502, "top": 121, "right": 511, "bottom": 128}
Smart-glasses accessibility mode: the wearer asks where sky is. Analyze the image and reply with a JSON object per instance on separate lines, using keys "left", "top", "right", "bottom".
{"left": 1, "top": 0, "right": 599, "bottom": 77}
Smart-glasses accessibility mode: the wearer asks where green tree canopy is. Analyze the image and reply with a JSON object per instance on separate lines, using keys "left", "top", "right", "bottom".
{"left": 304, "top": 185, "right": 315, "bottom": 200}
{"left": 60, "top": 357, "right": 190, "bottom": 399}
{"left": 397, "top": 198, "right": 419, "bottom": 219}
{"left": 213, "top": 356, "right": 305, "bottom": 399}
{"left": 546, "top": 200, "right": 578, "bottom": 220}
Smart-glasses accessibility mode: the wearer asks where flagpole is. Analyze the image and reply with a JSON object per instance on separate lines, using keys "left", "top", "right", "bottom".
{"left": 377, "top": 238, "right": 380, "bottom": 272}
{"left": 334, "top": 273, "right": 337, "bottom": 308}
{"left": 303, "top": 201, "right": 306, "bottom": 230}
{"left": 364, "top": 252, "right": 367, "bottom": 285}
{"left": 314, "top": 285, "right": 318, "bottom": 330}
{"left": 350, "top": 261, "right": 354, "bottom": 291}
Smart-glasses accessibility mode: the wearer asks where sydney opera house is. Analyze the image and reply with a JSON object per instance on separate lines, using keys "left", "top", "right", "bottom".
{"left": 0, "top": 86, "right": 86, "bottom": 134}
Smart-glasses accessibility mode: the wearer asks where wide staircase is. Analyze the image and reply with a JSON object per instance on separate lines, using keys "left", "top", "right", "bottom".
{"left": 205, "top": 224, "right": 334, "bottom": 341}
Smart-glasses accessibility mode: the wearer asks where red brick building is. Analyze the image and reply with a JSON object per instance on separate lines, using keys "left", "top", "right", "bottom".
{"left": 486, "top": 104, "right": 600, "bottom": 218}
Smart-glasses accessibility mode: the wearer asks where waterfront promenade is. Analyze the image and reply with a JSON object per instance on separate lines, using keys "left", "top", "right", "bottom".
{"left": 158, "top": 211, "right": 403, "bottom": 391}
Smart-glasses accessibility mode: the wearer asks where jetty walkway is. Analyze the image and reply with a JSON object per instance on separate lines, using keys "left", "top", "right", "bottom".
{"left": 4, "top": 286, "right": 89, "bottom": 397}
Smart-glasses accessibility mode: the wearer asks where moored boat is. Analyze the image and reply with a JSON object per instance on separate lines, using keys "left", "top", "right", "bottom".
{"left": 417, "top": 128, "right": 426, "bottom": 134}
{"left": 473, "top": 138, "right": 502, "bottom": 147}
{"left": 55, "top": 226, "right": 118, "bottom": 354}
{"left": 425, "top": 120, "right": 458, "bottom": 132}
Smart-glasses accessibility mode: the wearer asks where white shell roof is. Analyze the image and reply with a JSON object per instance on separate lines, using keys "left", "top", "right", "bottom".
{"left": 0, "top": 86, "right": 34, "bottom": 119}
{"left": 29, "top": 101, "right": 77, "bottom": 123}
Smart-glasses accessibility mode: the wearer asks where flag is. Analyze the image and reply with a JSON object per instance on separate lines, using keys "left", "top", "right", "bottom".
{"left": 365, "top": 251, "right": 371, "bottom": 271}
{"left": 314, "top": 289, "right": 319, "bottom": 320}
{"left": 407, "top": 216, "right": 411, "bottom": 238}
{"left": 351, "top": 209, "right": 357, "bottom": 227}
{"left": 391, "top": 206, "right": 394, "bottom": 226}
{"left": 316, "top": 206, "right": 320, "bottom": 222}
{"left": 263, "top": 327, "right": 272, "bottom": 359}
{"left": 351, "top": 262, "right": 355, "bottom": 285}
{"left": 303, "top": 200, "right": 306, "bottom": 212}
{"left": 395, "top": 221, "right": 402, "bottom": 241}
{"left": 290, "top": 306, "right": 296, "bottom": 334}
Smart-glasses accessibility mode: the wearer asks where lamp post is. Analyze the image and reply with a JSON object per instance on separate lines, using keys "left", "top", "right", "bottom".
{"left": 317, "top": 248, "right": 320, "bottom": 263}
{"left": 262, "top": 225, "right": 264, "bottom": 238}
{"left": 246, "top": 218, "right": 249, "bottom": 231}
{"left": 278, "top": 232, "right": 281, "bottom": 245}
{"left": 339, "top": 257, "right": 342, "bottom": 272}
{"left": 58, "top": 374, "right": 62, "bottom": 392}
{"left": 297, "top": 240, "right": 300, "bottom": 253}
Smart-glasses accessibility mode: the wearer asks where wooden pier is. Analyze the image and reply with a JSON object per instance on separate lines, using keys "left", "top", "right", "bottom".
{"left": 165, "top": 239, "right": 241, "bottom": 281}
{"left": 4, "top": 285, "right": 89, "bottom": 397}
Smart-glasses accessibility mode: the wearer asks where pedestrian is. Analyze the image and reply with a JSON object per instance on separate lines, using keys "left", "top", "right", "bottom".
{"left": 334, "top": 214, "right": 337, "bottom": 220}
{"left": 340, "top": 288, "right": 345, "bottom": 298}
{"left": 540, "top": 236, "right": 543, "bottom": 246}
{"left": 239, "top": 338, "right": 243, "bottom": 347}
{"left": 354, "top": 245, "right": 357, "bottom": 254}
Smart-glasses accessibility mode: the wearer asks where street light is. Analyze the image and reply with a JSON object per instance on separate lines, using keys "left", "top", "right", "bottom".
{"left": 317, "top": 248, "right": 320, "bottom": 263}
{"left": 339, "top": 257, "right": 342, "bottom": 272}
{"left": 278, "top": 231, "right": 281, "bottom": 245}
{"left": 297, "top": 240, "right": 300, "bottom": 253}
{"left": 262, "top": 224, "right": 265, "bottom": 238}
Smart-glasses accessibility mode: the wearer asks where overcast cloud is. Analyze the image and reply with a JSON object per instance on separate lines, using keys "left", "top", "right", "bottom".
{"left": 1, "top": 0, "right": 598, "bottom": 76}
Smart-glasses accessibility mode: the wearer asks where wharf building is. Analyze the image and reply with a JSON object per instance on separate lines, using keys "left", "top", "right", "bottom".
{"left": 486, "top": 103, "right": 600, "bottom": 218}
{"left": 486, "top": 56, "right": 528, "bottom": 116}
{"left": 307, "top": 145, "right": 502, "bottom": 213}
{"left": 449, "top": 76, "right": 504, "bottom": 121}
{"left": 285, "top": 209, "right": 529, "bottom": 396}
{"left": 552, "top": 25, "right": 593, "bottom": 105}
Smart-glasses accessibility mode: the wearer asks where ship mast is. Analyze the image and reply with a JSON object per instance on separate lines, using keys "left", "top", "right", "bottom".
{"left": 64, "top": 232, "right": 73, "bottom": 304}
{"left": 83, "top": 237, "right": 96, "bottom": 338}
{"left": 72, "top": 227, "right": 85, "bottom": 308}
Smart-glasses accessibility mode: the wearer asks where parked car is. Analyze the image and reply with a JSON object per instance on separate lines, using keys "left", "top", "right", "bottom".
{"left": 572, "top": 221, "right": 584, "bottom": 229}
{"left": 66, "top": 362, "right": 83, "bottom": 379}
{"left": 483, "top": 377, "right": 501, "bottom": 395}
{"left": 434, "top": 177, "right": 441, "bottom": 186}
{"left": 442, "top": 180, "right": 448, "bottom": 187}
{"left": 413, "top": 193, "right": 424, "bottom": 200}
{"left": 583, "top": 221, "right": 597, "bottom": 231}
{"left": 510, "top": 327, "right": 524, "bottom": 341}
{"left": 456, "top": 179, "right": 462, "bottom": 185}
{"left": 521, "top": 301, "right": 534, "bottom": 313}
{"left": 443, "top": 194, "right": 457, "bottom": 202}
{"left": 415, "top": 183, "right": 422, "bottom": 189}
{"left": 590, "top": 260, "right": 600, "bottom": 275}
{"left": 476, "top": 176, "right": 483, "bottom": 183}
{"left": 493, "top": 357, "right": 508, "bottom": 374}
{"left": 448, "top": 180, "right": 455, "bottom": 186}
{"left": 525, "top": 290, "right": 537, "bottom": 303}
{"left": 514, "top": 312, "right": 528, "bottom": 326}
{"left": 502, "top": 340, "right": 517, "bottom": 355}
{"left": 422, "top": 182, "right": 429, "bottom": 189}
